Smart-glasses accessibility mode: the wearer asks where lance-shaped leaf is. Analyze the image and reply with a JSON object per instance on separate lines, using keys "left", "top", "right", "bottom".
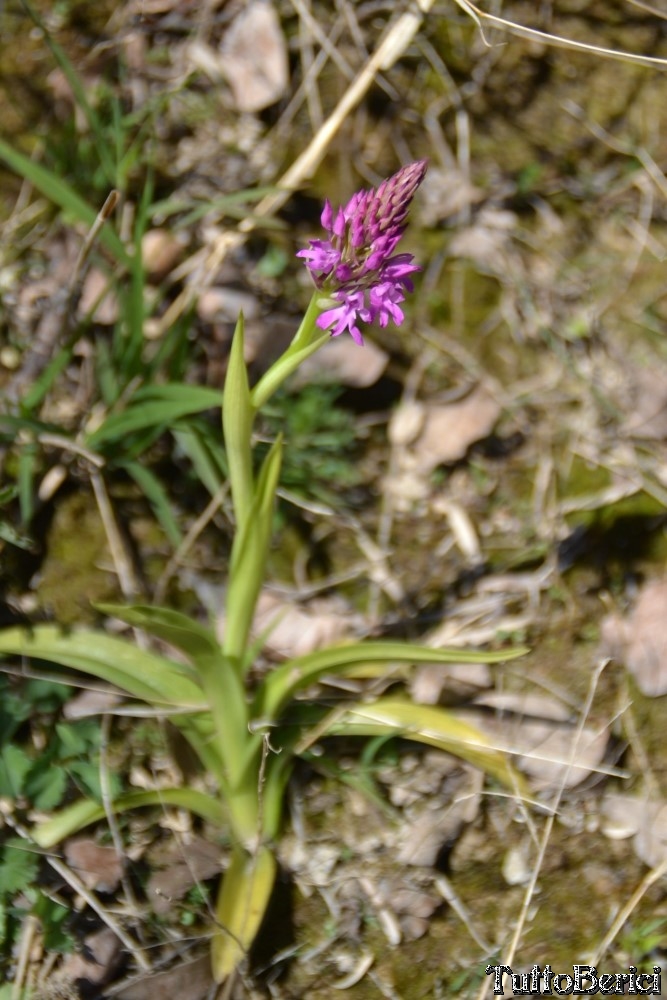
{"left": 32, "top": 788, "right": 227, "bottom": 849}
{"left": 253, "top": 641, "right": 528, "bottom": 733}
{"left": 96, "top": 603, "right": 249, "bottom": 792}
{"left": 222, "top": 313, "right": 254, "bottom": 532}
{"left": 223, "top": 436, "right": 283, "bottom": 667}
{"left": 211, "top": 843, "right": 277, "bottom": 983}
{"left": 0, "top": 625, "right": 204, "bottom": 708}
{"left": 325, "top": 697, "right": 527, "bottom": 795}
{"left": 0, "top": 622, "right": 223, "bottom": 780}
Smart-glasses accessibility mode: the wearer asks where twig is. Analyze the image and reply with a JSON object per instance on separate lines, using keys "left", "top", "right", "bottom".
{"left": 89, "top": 467, "right": 142, "bottom": 601}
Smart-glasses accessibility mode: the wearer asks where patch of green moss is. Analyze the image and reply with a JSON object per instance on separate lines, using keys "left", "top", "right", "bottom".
{"left": 35, "top": 491, "right": 119, "bottom": 624}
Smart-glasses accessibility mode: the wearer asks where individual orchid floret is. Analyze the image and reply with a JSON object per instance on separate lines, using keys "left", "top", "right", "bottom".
{"left": 297, "top": 159, "right": 427, "bottom": 345}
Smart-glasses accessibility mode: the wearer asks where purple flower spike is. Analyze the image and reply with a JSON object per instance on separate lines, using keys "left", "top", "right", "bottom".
{"left": 297, "top": 160, "right": 427, "bottom": 345}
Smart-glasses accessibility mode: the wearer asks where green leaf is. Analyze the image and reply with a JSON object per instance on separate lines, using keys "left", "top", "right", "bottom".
{"left": 32, "top": 788, "right": 227, "bottom": 849}
{"left": 24, "top": 761, "right": 68, "bottom": 811}
{"left": 0, "top": 138, "right": 128, "bottom": 265}
{"left": 0, "top": 745, "right": 31, "bottom": 798}
{"left": 32, "top": 893, "right": 73, "bottom": 952}
{"left": 222, "top": 313, "right": 254, "bottom": 530}
{"left": 173, "top": 425, "right": 227, "bottom": 499}
{"left": 85, "top": 384, "right": 223, "bottom": 449}
{"left": 94, "top": 604, "right": 249, "bottom": 794}
{"left": 17, "top": 440, "right": 37, "bottom": 525}
{"left": 124, "top": 460, "right": 183, "bottom": 546}
{"left": 224, "top": 436, "right": 283, "bottom": 667}
{"left": 0, "top": 839, "right": 39, "bottom": 897}
{"left": 255, "top": 641, "right": 528, "bottom": 729}
{"left": 0, "top": 987, "right": 30, "bottom": 1000}
{"left": 55, "top": 718, "right": 100, "bottom": 757}
{"left": 94, "top": 603, "right": 218, "bottom": 678}
{"left": 327, "top": 697, "right": 527, "bottom": 795}
{"left": 211, "top": 844, "right": 277, "bottom": 983}
{"left": 0, "top": 625, "right": 205, "bottom": 709}
{"left": 0, "top": 520, "right": 34, "bottom": 551}
{"left": 68, "top": 760, "right": 122, "bottom": 802}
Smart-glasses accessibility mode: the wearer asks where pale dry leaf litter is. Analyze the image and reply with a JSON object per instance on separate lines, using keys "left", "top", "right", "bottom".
{"left": 601, "top": 578, "right": 667, "bottom": 696}
{"left": 619, "top": 369, "right": 667, "bottom": 440}
{"left": 219, "top": 0, "right": 289, "bottom": 113}
{"left": 113, "top": 956, "right": 214, "bottom": 1000}
{"left": 461, "top": 691, "right": 609, "bottom": 790}
{"left": 386, "top": 384, "right": 501, "bottom": 507}
{"left": 246, "top": 589, "right": 357, "bottom": 659}
{"left": 602, "top": 793, "right": 667, "bottom": 869}
{"left": 295, "top": 334, "right": 389, "bottom": 389}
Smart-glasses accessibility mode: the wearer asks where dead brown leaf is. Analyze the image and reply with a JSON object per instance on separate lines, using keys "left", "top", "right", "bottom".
{"left": 220, "top": 0, "right": 288, "bottom": 113}
{"left": 409, "top": 660, "right": 491, "bottom": 705}
{"left": 64, "top": 837, "right": 124, "bottom": 893}
{"left": 600, "top": 579, "right": 667, "bottom": 696}
{"left": 113, "top": 955, "right": 214, "bottom": 1000}
{"left": 62, "top": 687, "right": 122, "bottom": 719}
{"left": 396, "top": 803, "right": 474, "bottom": 867}
{"left": 78, "top": 268, "right": 119, "bottom": 325}
{"left": 418, "top": 166, "right": 484, "bottom": 225}
{"left": 59, "top": 928, "right": 121, "bottom": 985}
{"left": 448, "top": 208, "right": 518, "bottom": 268}
{"left": 405, "top": 385, "right": 501, "bottom": 472}
{"left": 146, "top": 835, "right": 222, "bottom": 916}
{"left": 621, "top": 368, "right": 667, "bottom": 440}
{"left": 141, "top": 229, "right": 184, "bottom": 281}
{"left": 248, "top": 590, "right": 354, "bottom": 659}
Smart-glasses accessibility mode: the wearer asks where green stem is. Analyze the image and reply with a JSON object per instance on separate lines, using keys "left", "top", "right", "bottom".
{"left": 251, "top": 294, "right": 328, "bottom": 409}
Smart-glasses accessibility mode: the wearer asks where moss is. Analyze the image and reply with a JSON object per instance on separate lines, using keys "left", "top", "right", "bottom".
{"left": 35, "top": 491, "right": 120, "bottom": 624}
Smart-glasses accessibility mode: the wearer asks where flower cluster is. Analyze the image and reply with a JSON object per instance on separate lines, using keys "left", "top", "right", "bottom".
{"left": 298, "top": 159, "right": 427, "bottom": 345}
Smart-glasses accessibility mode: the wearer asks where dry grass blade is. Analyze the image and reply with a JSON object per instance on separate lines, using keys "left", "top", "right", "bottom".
{"left": 474, "top": 660, "right": 610, "bottom": 1000}
{"left": 453, "top": 0, "right": 667, "bottom": 67}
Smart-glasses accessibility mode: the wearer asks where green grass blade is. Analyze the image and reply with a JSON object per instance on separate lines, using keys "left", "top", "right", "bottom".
{"left": 85, "top": 385, "right": 222, "bottom": 449}
{"left": 173, "top": 426, "right": 227, "bottom": 499}
{"left": 0, "top": 138, "right": 129, "bottom": 266}
{"left": 20, "top": 0, "right": 117, "bottom": 186}
{"left": 17, "top": 440, "right": 37, "bottom": 525}
{"left": 123, "top": 461, "right": 183, "bottom": 547}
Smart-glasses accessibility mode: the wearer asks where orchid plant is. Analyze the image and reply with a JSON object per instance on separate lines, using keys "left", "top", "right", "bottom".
{"left": 0, "top": 162, "right": 526, "bottom": 983}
